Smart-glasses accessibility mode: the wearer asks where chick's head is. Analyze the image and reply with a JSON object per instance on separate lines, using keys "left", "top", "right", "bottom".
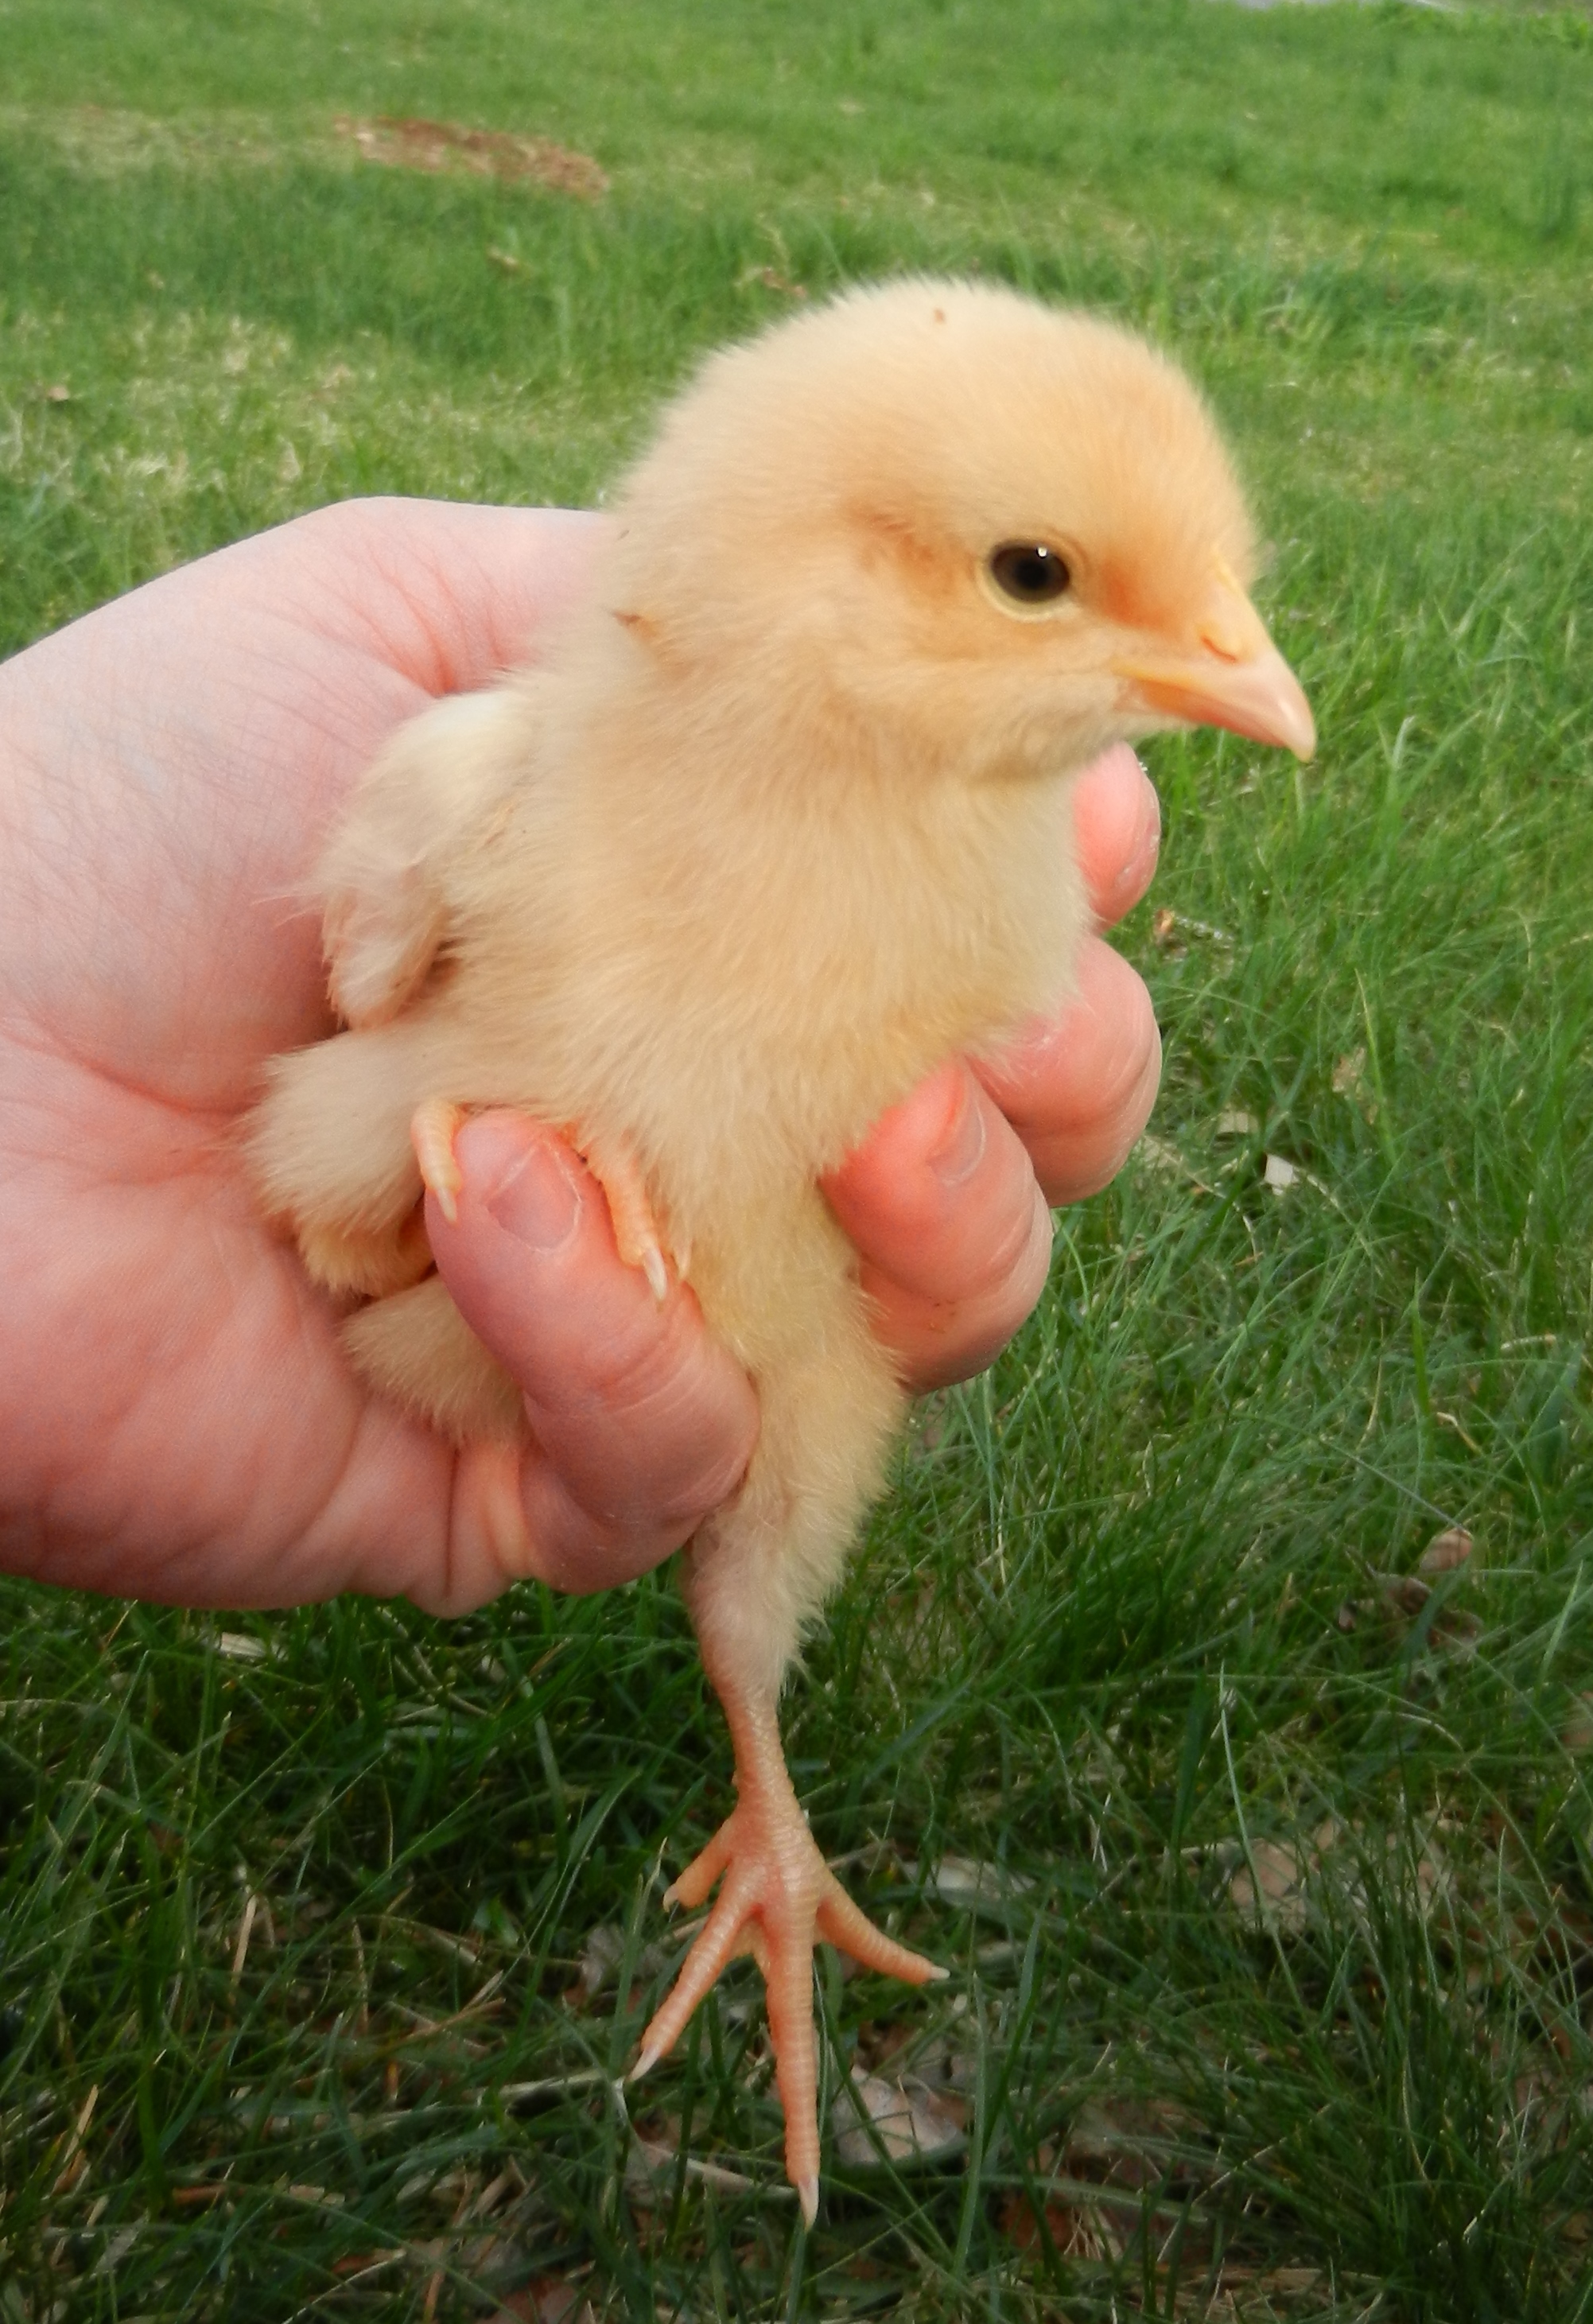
{"left": 612, "top": 278, "right": 1313, "bottom": 786}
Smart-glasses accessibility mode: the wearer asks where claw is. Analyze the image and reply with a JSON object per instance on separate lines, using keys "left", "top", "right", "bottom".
{"left": 410, "top": 1098, "right": 466, "bottom": 1226}
{"left": 573, "top": 1129, "right": 672, "bottom": 1304}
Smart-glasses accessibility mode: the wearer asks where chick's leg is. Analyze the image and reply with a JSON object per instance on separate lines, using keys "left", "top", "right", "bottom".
{"left": 634, "top": 1310, "right": 942, "bottom": 2224}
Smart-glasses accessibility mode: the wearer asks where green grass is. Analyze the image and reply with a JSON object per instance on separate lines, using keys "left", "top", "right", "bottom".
{"left": 2, "top": 2, "right": 1591, "bottom": 2316}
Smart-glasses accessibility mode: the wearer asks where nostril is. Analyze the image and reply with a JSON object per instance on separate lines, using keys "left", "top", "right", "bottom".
{"left": 1198, "top": 622, "right": 1244, "bottom": 663}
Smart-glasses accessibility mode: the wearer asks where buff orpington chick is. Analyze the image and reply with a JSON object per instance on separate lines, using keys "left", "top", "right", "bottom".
{"left": 249, "top": 278, "right": 1314, "bottom": 2218}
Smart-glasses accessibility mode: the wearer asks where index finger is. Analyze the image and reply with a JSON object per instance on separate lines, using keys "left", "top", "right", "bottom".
{"left": 1073, "top": 743, "right": 1160, "bottom": 928}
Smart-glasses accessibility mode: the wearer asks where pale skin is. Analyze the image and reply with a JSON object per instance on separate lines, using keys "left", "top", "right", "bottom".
{"left": 0, "top": 495, "right": 1160, "bottom": 1619}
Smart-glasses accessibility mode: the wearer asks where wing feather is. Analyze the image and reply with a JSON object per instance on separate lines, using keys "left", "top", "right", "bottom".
{"left": 317, "top": 686, "right": 523, "bottom": 1026}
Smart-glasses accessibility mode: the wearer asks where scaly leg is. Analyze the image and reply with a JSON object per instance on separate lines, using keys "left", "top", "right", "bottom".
{"left": 632, "top": 1666, "right": 944, "bottom": 2225}
{"left": 409, "top": 1102, "right": 679, "bottom": 1302}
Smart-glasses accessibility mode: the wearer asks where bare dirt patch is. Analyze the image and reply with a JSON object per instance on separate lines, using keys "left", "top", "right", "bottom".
{"left": 334, "top": 115, "right": 608, "bottom": 199}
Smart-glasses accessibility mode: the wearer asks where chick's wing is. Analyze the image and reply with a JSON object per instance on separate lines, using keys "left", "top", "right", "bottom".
{"left": 317, "top": 687, "right": 523, "bottom": 1027}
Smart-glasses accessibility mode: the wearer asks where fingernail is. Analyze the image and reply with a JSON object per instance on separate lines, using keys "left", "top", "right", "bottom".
{"left": 929, "top": 1079, "right": 986, "bottom": 1186}
{"left": 484, "top": 1135, "right": 582, "bottom": 1253}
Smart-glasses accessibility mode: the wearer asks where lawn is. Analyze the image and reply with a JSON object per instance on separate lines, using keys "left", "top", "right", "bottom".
{"left": 2, "top": 2, "right": 1592, "bottom": 2317}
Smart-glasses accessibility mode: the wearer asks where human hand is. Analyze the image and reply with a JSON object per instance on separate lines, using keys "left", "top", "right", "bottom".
{"left": 0, "top": 502, "right": 1157, "bottom": 1619}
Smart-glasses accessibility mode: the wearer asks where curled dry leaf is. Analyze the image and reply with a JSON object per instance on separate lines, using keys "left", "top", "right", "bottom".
{"left": 1229, "top": 1838, "right": 1311, "bottom": 1937}
{"left": 624, "top": 2116, "right": 762, "bottom": 2201}
{"left": 491, "top": 2283, "right": 599, "bottom": 2324}
{"left": 566, "top": 1921, "right": 671, "bottom": 2004}
{"left": 857, "top": 2008, "right": 979, "bottom": 2093}
{"left": 1332, "top": 1046, "right": 1379, "bottom": 1122}
{"left": 1356, "top": 1551, "right": 1482, "bottom": 1650}
{"left": 905, "top": 2021, "right": 981, "bottom": 2094}
{"left": 1381, "top": 1572, "right": 1433, "bottom": 1619}
{"left": 1419, "top": 1526, "right": 1474, "bottom": 1576}
{"left": 1000, "top": 2187, "right": 1109, "bottom": 2259}
{"left": 1230, "top": 1818, "right": 1452, "bottom": 1933}
{"left": 835, "top": 2068, "right": 967, "bottom": 2167}
{"left": 573, "top": 1922, "right": 625, "bottom": 1999}
{"left": 926, "top": 1852, "right": 1035, "bottom": 1911}
{"left": 1331, "top": 1047, "right": 1365, "bottom": 1096}
{"left": 216, "top": 1631, "right": 270, "bottom": 1661}
{"left": 1067, "top": 2092, "right": 1202, "bottom": 2186}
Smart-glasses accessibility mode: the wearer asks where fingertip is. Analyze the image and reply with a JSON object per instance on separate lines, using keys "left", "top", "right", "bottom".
{"left": 449, "top": 1108, "right": 578, "bottom": 1220}
{"left": 1073, "top": 742, "right": 1160, "bottom": 926}
{"left": 1019, "top": 970, "right": 1162, "bottom": 1205}
{"left": 831, "top": 1060, "right": 968, "bottom": 1211}
{"left": 859, "top": 1174, "right": 1053, "bottom": 1391}
{"left": 825, "top": 1062, "right": 1025, "bottom": 1291}
{"left": 975, "top": 938, "right": 1160, "bottom": 1134}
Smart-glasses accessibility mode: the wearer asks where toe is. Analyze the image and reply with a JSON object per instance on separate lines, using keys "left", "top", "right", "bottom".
{"left": 662, "top": 1817, "right": 736, "bottom": 1911}
{"left": 763, "top": 1928, "right": 822, "bottom": 2197}
{"left": 817, "top": 1877, "right": 945, "bottom": 1984}
{"left": 637, "top": 1862, "right": 759, "bottom": 2068}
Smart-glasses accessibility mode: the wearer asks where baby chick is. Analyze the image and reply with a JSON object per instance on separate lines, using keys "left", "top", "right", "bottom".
{"left": 249, "top": 279, "right": 1313, "bottom": 2218}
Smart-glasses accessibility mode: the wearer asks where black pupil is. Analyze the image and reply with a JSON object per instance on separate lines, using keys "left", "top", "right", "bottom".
{"left": 992, "top": 543, "right": 1070, "bottom": 603}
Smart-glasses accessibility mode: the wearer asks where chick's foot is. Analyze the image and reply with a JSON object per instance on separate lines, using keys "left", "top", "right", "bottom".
{"left": 633, "top": 1747, "right": 942, "bottom": 2222}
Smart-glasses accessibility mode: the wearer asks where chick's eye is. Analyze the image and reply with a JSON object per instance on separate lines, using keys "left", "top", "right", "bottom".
{"left": 987, "top": 542, "right": 1071, "bottom": 608}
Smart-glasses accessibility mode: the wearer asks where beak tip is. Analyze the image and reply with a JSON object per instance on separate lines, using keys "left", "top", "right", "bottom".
{"left": 1113, "top": 564, "right": 1319, "bottom": 764}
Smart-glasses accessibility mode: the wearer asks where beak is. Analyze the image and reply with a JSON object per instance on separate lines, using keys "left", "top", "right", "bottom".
{"left": 1110, "top": 558, "right": 1316, "bottom": 762}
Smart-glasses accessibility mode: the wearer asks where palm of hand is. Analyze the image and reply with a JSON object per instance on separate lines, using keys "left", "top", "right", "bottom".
{"left": 0, "top": 503, "right": 604, "bottom": 1607}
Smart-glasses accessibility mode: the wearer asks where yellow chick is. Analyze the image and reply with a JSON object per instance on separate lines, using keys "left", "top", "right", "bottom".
{"left": 249, "top": 278, "right": 1313, "bottom": 2219}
